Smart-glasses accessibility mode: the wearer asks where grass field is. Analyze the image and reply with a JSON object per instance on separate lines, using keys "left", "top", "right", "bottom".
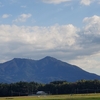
{"left": 0, "top": 93, "right": 100, "bottom": 100}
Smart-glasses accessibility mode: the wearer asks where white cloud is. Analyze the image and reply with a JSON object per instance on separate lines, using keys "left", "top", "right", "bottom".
{"left": 76, "top": 16, "right": 100, "bottom": 56}
{"left": 13, "top": 13, "right": 32, "bottom": 22}
{"left": 2, "top": 14, "right": 12, "bottom": 18}
{"left": 42, "top": 0, "right": 71, "bottom": 4}
{"left": 80, "top": 0, "right": 94, "bottom": 5}
{"left": 0, "top": 24, "right": 78, "bottom": 49}
{"left": 83, "top": 15, "right": 100, "bottom": 25}
{"left": 83, "top": 15, "right": 100, "bottom": 36}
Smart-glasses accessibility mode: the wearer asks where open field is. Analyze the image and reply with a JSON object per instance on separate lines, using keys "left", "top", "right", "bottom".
{"left": 0, "top": 93, "right": 100, "bottom": 100}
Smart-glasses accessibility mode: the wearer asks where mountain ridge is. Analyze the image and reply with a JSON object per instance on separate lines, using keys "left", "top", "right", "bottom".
{"left": 0, "top": 56, "right": 100, "bottom": 83}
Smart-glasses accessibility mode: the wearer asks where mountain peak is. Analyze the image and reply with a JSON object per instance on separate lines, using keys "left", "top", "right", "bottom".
{"left": 39, "top": 56, "right": 58, "bottom": 63}
{"left": 44, "top": 56, "right": 56, "bottom": 59}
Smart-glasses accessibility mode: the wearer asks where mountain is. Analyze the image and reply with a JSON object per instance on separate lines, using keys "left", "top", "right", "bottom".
{"left": 0, "top": 56, "right": 100, "bottom": 83}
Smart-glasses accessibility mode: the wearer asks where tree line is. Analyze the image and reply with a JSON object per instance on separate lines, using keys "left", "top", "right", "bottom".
{"left": 0, "top": 79, "right": 100, "bottom": 96}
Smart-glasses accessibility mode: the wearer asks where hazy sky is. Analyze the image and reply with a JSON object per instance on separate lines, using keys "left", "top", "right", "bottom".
{"left": 0, "top": 0, "right": 100, "bottom": 75}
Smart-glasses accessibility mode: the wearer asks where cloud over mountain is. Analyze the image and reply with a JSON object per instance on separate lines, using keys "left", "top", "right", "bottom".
{"left": 0, "top": 15, "right": 100, "bottom": 65}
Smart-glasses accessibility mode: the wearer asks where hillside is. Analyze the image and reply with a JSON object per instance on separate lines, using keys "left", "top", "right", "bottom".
{"left": 0, "top": 56, "right": 100, "bottom": 83}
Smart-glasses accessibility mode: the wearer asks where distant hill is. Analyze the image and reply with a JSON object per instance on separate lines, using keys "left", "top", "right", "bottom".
{"left": 0, "top": 56, "right": 100, "bottom": 83}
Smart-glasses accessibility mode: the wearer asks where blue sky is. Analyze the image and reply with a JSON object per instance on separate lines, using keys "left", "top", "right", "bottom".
{"left": 0, "top": 0, "right": 100, "bottom": 75}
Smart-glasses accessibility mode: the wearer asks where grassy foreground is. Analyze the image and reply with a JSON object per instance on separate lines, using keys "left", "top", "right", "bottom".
{"left": 0, "top": 93, "right": 100, "bottom": 100}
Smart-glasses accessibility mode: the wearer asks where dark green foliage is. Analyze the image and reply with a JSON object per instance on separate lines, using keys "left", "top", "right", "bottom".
{"left": 0, "top": 80, "right": 100, "bottom": 97}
